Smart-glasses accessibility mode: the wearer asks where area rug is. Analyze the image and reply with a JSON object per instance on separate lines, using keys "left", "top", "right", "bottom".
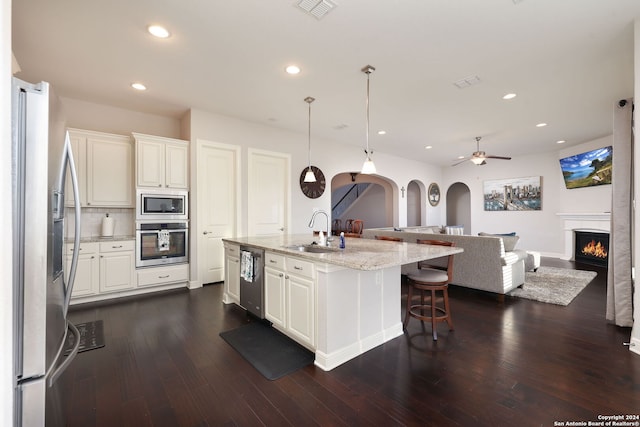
{"left": 64, "top": 320, "right": 105, "bottom": 354}
{"left": 220, "top": 322, "right": 314, "bottom": 381}
{"left": 508, "top": 266, "right": 597, "bottom": 306}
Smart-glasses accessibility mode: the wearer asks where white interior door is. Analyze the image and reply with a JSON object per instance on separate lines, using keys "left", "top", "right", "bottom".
{"left": 197, "top": 140, "right": 240, "bottom": 285}
{"left": 248, "top": 149, "right": 290, "bottom": 236}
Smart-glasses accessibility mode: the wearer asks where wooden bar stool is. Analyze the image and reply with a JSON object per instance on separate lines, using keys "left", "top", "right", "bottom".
{"left": 403, "top": 239, "right": 456, "bottom": 340}
{"left": 351, "top": 219, "right": 364, "bottom": 235}
{"left": 375, "top": 235, "right": 403, "bottom": 242}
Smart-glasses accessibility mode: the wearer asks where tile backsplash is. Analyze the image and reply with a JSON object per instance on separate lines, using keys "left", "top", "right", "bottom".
{"left": 65, "top": 207, "right": 135, "bottom": 238}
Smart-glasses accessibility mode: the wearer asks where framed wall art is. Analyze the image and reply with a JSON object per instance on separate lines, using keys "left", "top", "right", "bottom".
{"left": 483, "top": 176, "right": 542, "bottom": 211}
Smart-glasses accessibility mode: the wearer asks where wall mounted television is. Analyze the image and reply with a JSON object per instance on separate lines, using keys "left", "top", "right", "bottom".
{"left": 559, "top": 146, "right": 612, "bottom": 189}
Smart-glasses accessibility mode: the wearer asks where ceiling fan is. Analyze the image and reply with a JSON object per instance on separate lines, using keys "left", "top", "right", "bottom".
{"left": 452, "top": 136, "right": 512, "bottom": 166}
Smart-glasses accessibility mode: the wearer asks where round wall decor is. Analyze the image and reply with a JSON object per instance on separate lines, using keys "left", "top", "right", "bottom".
{"left": 299, "top": 166, "right": 326, "bottom": 199}
{"left": 428, "top": 182, "right": 440, "bottom": 206}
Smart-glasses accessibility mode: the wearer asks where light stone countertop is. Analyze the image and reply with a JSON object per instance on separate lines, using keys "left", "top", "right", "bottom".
{"left": 222, "top": 234, "right": 463, "bottom": 271}
{"left": 66, "top": 235, "right": 135, "bottom": 243}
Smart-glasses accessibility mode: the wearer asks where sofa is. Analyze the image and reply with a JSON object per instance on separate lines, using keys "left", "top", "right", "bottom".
{"left": 362, "top": 227, "right": 527, "bottom": 295}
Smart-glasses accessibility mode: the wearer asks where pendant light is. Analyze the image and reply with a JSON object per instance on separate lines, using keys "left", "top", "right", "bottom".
{"left": 361, "top": 65, "right": 377, "bottom": 174}
{"left": 303, "top": 96, "right": 317, "bottom": 183}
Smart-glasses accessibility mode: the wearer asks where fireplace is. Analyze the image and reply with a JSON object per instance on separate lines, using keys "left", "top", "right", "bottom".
{"left": 574, "top": 231, "right": 609, "bottom": 268}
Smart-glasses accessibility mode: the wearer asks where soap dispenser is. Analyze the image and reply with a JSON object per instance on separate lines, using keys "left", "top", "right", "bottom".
{"left": 318, "top": 230, "right": 326, "bottom": 246}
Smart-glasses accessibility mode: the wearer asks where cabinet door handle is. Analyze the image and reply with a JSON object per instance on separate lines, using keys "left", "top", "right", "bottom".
{"left": 279, "top": 273, "right": 283, "bottom": 278}
{"left": 269, "top": 259, "right": 277, "bottom": 264}
{"left": 158, "top": 275, "right": 170, "bottom": 279}
{"left": 91, "top": 256, "right": 95, "bottom": 259}
{"left": 285, "top": 275, "right": 289, "bottom": 279}
{"left": 158, "top": 184, "right": 162, "bottom": 187}
{"left": 232, "top": 259, "right": 239, "bottom": 263}
{"left": 203, "top": 231, "right": 210, "bottom": 235}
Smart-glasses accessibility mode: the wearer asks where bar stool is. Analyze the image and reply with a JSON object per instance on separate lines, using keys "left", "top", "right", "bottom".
{"left": 404, "top": 239, "right": 456, "bottom": 340}
{"left": 351, "top": 219, "right": 364, "bottom": 235}
{"left": 375, "top": 235, "right": 403, "bottom": 242}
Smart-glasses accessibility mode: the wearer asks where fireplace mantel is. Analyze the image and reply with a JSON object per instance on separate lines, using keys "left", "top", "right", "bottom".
{"left": 556, "top": 212, "right": 611, "bottom": 260}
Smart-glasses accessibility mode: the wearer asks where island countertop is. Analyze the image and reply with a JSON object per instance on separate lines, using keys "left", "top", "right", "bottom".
{"left": 222, "top": 234, "right": 462, "bottom": 271}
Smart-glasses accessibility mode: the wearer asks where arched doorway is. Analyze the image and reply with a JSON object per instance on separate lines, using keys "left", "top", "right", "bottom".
{"left": 406, "top": 180, "right": 423, "bottom": 226}
{"left": 331, "top": 172, "right": 398, "bottom": 230}
{"left": 446, "top": 182, "right": 471, "bottom": 234}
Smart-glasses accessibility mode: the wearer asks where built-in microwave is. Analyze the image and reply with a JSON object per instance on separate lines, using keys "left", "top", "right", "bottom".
{"left": 136, "top": 189, "right": 188, "bottom": 221}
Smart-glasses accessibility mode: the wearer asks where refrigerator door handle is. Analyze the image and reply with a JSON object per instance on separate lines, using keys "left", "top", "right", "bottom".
{"left": 48, "top": 321, "right": 80, "bottom": 387}
{"left": 62, "top": 132, "right": 82, "bottom": 317}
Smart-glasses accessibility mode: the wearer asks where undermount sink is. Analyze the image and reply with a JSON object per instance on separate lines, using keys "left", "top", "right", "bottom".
{"left": 285, "top": 244, "right": 338, "bottom": 253}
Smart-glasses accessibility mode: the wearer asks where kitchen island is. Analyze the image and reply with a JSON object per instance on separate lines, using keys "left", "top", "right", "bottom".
{"left": 222, "top": 234, "right": 462, "bottom": 371}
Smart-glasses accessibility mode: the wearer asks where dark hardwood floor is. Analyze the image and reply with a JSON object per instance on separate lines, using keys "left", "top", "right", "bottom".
{"left": 62, "top": 258, "right": 640, "bottom": 426}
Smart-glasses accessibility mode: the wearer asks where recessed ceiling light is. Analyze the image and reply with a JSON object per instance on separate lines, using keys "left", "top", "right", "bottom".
{"left": 131, "top": 82, "right": 147, "bottom": 91}
{"left": 457, "top": 155, "right": 465, "bottom": 159}
{"left": 148, "top": 25, "right": 170, "bottom": 38}
{"left": 425, "top": 145, "right": 432, "bottom": 150}
{"left": 503, "top": 93, "right": 517, "bottom": 100}
{"left": 556, "top": 140, "right": 566, "bottom": 144}
{"left": 377, "top": 130, "right": 386, "bottom": 135}
{"left": 285, "top": 65, "right": 301, "bottom": 75}
{"left": 536, "top": 123, "right": 547, "bottom": 127}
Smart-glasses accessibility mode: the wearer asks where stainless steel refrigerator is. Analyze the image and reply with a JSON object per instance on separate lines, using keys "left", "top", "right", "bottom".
{"left": 12, "top": 77, "right": 82, "bottom": 426}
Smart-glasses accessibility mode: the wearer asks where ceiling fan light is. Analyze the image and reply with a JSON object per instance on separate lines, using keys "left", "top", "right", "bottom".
{"left": 361, "top": 157, "right": 377, "bottom": 174}
{"left": 471, "top": 157, "right": 485, "bottom": 165}
{"left": 304, "top": 168, "right": 317, "bottom": 182}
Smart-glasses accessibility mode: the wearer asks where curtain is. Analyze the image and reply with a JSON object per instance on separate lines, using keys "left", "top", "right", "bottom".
{"left": 606, "top": 99, "right": 634, "bottom": 327}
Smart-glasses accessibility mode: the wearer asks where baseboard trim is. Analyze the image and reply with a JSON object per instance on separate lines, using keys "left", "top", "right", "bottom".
{"left": 630, "top": 337, "right": 640, "bottom": 357}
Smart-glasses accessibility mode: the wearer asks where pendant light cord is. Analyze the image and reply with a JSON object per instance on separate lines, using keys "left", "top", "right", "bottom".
{"left": 304, "top": 96, "right": 315, "bottom": 171}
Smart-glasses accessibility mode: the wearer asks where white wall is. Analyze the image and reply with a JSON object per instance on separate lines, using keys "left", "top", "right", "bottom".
{"left": 2, "top": 0, "right": 14, "bottom": 423}
{"left": 61, "top": 97, "right": 182, "bottom": 138}
{"left": 186, "top": 108, "right": 444, "bottom": 235}
{"left": 629, "top": 17, "right": 640, "bottom": 356}
{"left": 442, "top": 137, "right": 612, "bottom": 257}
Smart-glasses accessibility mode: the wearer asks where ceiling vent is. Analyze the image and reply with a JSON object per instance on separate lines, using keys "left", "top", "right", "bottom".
{"left": 297, "top": 0, "right": 336, "bottom": 20}
{"left": 453, "top": 75, "right": 481, "bottom": 89}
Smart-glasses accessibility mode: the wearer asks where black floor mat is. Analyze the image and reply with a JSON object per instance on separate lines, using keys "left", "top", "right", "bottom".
{"left": 65, "top": 320, "right": 105, "bottom": 354}
{"left": 220, "top": 322, "right": 314, "bottom": 380}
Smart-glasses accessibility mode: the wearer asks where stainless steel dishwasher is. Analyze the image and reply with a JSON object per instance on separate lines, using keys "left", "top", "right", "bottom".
{"left": 239, "top": 246, "right": 265, "bottom": 318}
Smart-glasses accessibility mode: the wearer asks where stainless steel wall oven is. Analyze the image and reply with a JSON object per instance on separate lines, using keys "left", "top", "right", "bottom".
{"left": 136, "top": 222, "right": 189, "bottom": 268}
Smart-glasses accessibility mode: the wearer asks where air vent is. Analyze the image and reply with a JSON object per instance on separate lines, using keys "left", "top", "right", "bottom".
{"left": 453, "top": 75, "right": 481, "bottom": 89}
{"left": 297, "top": 0, "right": 336, "bottom": 20}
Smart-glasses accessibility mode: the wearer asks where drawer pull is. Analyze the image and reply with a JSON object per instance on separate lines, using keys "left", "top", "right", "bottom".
{"left": 112, "top": 245, "right": 123, "bottom": 249}
{"left": 294, "top": 266, "right": 303, "bottom": 270}
{"left": 158, "top": 275, "right": 170, "bottom": 279}
{"left": 269, "top": 259, "right": 277, "bottom": 264}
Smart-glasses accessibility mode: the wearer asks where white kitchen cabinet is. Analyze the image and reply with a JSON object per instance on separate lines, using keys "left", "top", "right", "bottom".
{"left": 98, "top": 240, "right": 135, "bottom": 293}
{"left": 67, "top": 128, "right": 134, "bottom": 208}
{"left": 264, "top": 252, "right": 315, "bottom": 349}
{"left": 223, "top": 242, "right": 240, "bottom": 304}
{"left": 65, "top": 242, "right": 99, "bottom": 297}
{"left": 264, "top": 253, "right": 286, "bottom": 329}
{"left": 134, "top": 133, "right": 189, "bottom": 189}
{"left": 137, "top": 263, "right": 189, "bottom": 288}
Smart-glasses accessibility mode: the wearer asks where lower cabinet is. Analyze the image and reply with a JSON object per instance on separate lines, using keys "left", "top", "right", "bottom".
{"left": 264, "top": 251, "right": 315, "bottom": 349}
{"left": 223, "top": 242, "right": 241, "bottom": 304}
{"left": 137, "top": 264, "right": 189, "bottom": 288}
{"left": 65, "top": 242, "right": 99, "bottom": 297}
{"left": 98, "top": 241, "right": 135, "bottom": 293}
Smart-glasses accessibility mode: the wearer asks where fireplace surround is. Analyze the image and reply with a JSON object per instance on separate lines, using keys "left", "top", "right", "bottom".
{"left": 557, "top": 212, "right": 611, "bottom": 261}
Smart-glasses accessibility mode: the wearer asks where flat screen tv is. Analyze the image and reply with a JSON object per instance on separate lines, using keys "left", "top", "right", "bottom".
{"left": 559, "top": 146, "right": 612, "bottom": 189}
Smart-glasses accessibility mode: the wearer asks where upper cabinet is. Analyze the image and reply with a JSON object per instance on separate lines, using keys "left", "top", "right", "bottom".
{"left": 67, "top": 129, "right": 134, "bottom": 208}
{"left": 133, "top": 133, "right": 189, "bottom": 189}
